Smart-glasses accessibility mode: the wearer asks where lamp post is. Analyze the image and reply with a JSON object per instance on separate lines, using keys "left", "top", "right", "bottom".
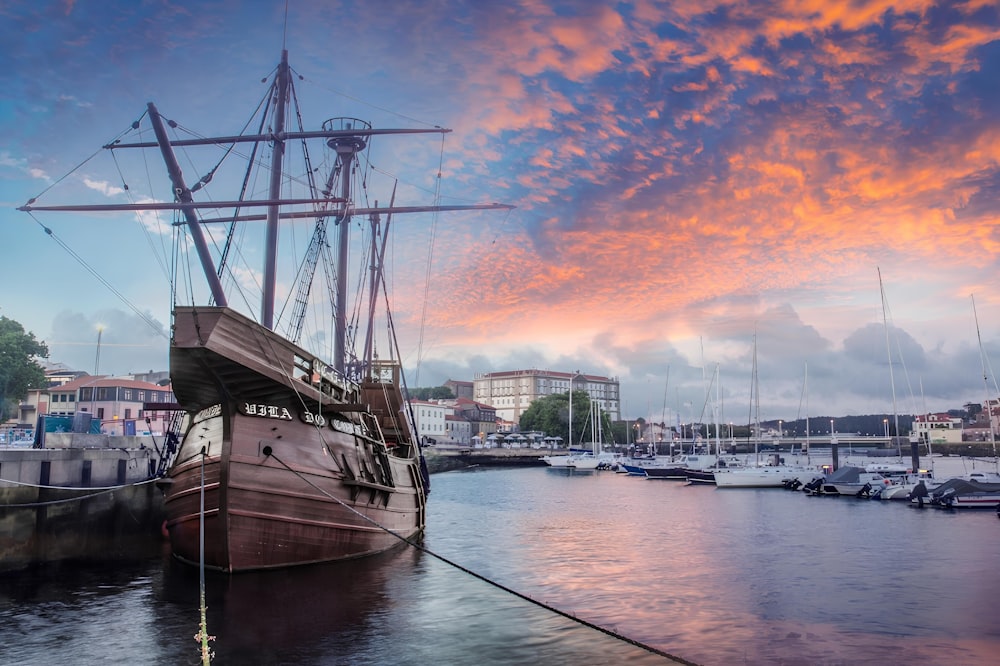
{"left": 94, "top": 324, "right": 104, "bottom": 375}
{"left": 778, "top": 420, "right": 783, "bottom": 440}
{"left": 883, "top": 418, "right": 889, "bottom": 440}
{"left": 89, "top": 324, "right": 105, "bottom": 423}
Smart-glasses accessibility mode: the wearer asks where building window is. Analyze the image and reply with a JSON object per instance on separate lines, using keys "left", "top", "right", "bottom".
{"left": 125, "top": 408, "right": 132, "bottom": 419}
{"left": 97, "top": 408, "right": 105, "bottom": 419}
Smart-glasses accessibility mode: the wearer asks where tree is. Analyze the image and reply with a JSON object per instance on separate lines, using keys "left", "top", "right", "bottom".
{"left": 610, "top": 416, "right": 645, "bottom": 446}
{"left": 519, "top": 390, "right": 598, "bottom": 447}
{"left": 407, "top": 386, "right": 455, "bottom": 400}
{"left": 0, "top": 315, "right": 49, "bottom": 420}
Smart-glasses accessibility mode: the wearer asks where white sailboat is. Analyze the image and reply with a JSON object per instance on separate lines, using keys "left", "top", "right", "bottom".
{"left": 569, "top": 398, "right": 616, "bottom": 469}
{"left": 715, "top": 342, "right": 822, "bottom": 488}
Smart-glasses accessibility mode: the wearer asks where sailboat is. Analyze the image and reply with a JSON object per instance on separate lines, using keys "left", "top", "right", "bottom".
{"left": 715, "top": 338, "right": 821, "bottom": 488}
{"left": 20, "top": 50, "right": 512, "bottom": 571}
{"left": 908, "top": 295, "right": 1000, "bottom": 508}
{"left": 564, "top": 398, "right": 619, "bottom": 470}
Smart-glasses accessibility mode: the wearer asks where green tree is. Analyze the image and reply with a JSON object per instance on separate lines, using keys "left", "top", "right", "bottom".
{"left": 519, "top": 390, "right": 598, "bottom": 447}
{"left": 0, "top": 315, "right": 49, "bottom": 420}
{"left": 408, "top": 386, "right": 455, "bottom": 400}
{"left": 610, "top": 416, "right": 645, "bottom": 446}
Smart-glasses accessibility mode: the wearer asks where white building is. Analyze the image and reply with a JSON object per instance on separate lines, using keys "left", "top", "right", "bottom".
{"left": 473, "top": 369, "right": 620, "bottom": 425}
{"left": 912, "top": 412, "right": 964, "bottom": 445}
{"left": 410, "top": 400, "right": 448, "bottom": 445}
{"left": 444, "top": 413, "right": 473, "bottom": 445}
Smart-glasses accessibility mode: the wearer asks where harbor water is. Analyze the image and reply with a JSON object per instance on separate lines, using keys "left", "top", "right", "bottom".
{"left": 1, "top": 456, "right": 999, "bottom": 665}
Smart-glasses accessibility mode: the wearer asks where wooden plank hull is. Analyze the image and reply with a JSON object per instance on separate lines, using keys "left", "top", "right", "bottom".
{"left": 162, "top": 306, "right": 427, "bottom": 572}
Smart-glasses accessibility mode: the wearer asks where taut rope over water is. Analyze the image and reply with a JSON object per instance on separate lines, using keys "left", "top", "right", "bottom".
{"left": 264, "top": 450, "right": 699, "bottom": 665}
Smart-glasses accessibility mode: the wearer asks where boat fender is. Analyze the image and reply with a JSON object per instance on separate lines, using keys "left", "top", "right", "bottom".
{"left": 160, "top": 520, "right": 170, "bottom": 539}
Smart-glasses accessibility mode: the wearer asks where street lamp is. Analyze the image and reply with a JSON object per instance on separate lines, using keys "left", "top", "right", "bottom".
{"left": 778, "top": 420, "right": 783, "bottom": 440}
{"left": 883, "top": 418, "right": 889, "bottom": 439}
{"left": 94, "top": 324, "right": 105, "bottom": 375}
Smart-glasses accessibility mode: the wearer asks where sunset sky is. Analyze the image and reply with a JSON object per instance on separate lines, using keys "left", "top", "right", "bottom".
{"left": 2, "top": 1, "right": 999, "bottom": 427}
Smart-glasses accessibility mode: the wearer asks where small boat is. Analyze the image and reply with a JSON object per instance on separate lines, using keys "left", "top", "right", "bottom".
{"left": 809, "top": 465, "right": 894, "bottom": 497}
{"left": 645, "top": 454, "right": 710, "bottom": 480}
{"left": 22, "top": 50, "right": 511, "bottom": 571}
{"left": 567, "top": 450, "right": 618, "bottom": 470}
{"left": 684, "top": 455, "right": 747, "bottom": 484}
{"left": 882, "top": 468, "right": 1000, "bottom": 501}
{"left": 618, "top": 451, "right": 683, "bottom": 476}
{"left": 541, "top": 455, "right": 574, "bottom": 468}
{"left": 910, "top": 478, "right": 1000, "bottom": 509}
{"left": 541, "top": 448, "right": 591, "bottom": 468}
{"left": 542, "top": 448, "right": 618, "bottom": 470}
{"left": 878, "top": 469, "right": 937, "bottom": 500}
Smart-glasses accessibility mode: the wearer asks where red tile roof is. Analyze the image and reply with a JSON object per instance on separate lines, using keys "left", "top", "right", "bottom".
{"left": 49, "top": 375, "right": 171, "bottom": 392}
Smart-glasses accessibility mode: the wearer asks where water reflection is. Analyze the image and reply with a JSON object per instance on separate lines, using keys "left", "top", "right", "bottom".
{"left": 156, "top": 546, "right": 420, "bottom": 664}
{"left": 429, "top": 466, "right": 1000, "bottom": 665}
{"left": 2, "top": 463, "right": 998, "bottom": 665}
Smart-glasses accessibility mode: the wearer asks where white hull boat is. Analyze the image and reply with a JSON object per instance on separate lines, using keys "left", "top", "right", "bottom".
{"left": 715, "top": 464, "right": 822, "bottom": 488}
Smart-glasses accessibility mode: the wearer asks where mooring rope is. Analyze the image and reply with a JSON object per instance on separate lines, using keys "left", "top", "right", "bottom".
{"left": 194, "top": 448, "right": 214, "bottom": 665}
{"left": 265, "top": 451, "right": 697, "bottom": 665}
{"left": 0, "top": 477, "right": 160, "bottom": 508}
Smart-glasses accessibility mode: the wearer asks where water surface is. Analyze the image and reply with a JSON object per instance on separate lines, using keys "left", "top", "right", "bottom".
{"left": 1, "top": 458, "right": 998, "bottom": 665}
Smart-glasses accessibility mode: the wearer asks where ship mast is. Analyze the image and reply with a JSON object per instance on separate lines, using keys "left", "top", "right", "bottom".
{"left": 261, "top": 49, "right": 290, "bottom": 330}
{"left": 20, "top": 51, "right": 515, "bottom": 376}
{"left": 324, "top": 118, "right": 367, "bottom": 375}
{"left": 146, "top": 102, "right": 228, "bottom": 308}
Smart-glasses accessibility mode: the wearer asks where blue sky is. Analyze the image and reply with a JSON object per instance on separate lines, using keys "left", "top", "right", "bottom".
{"left": 2, "top": 1, "right": 999, "bottom": 425}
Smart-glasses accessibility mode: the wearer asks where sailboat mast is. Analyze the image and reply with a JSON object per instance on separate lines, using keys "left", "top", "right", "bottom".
{"left": 804, "top": 361, "right": 810, "bottom": 464}
{"left": 752, "top": 332, "right": 759, "bottom": 465}
{"left": 972, "top": 294, "right": 998, "bottom": 461}
{"left": 146, "top": 102, "right": 228, "bottom": 307}
{"left": 879, "top": 268, "right": 902, "bottom": 456}
{"left": 568, "top": 383, "right": 573, "bottom": 450}
{"left": 715, "top": 365, "right": 721, "bottom": 457}
{"left": 261, "top": 49, "right": 290, "bottom": 330}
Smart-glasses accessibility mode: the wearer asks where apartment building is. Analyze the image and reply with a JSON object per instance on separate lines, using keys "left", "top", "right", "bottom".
{"left": 472, "top": 369, "right": 620, "bottom": 425}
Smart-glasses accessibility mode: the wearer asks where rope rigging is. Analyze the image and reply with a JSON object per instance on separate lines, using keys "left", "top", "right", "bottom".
{"left": 26, "top": 213, "right": 168, "bottom": 339}
{"left": 412, "top": 135, "right": 446, "bottom": 387}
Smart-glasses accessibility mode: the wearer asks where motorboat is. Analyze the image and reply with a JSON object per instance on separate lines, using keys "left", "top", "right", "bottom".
{"left": 910, "top": 477, "right": 1000, "bottom": 509}
{"left": 805, "top": 465, "right": 895, "bottom": 497}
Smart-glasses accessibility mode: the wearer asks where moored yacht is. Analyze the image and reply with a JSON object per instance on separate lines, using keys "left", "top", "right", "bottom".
{"left": 714, "top": 462, "right": 823, "bottom": 488}
{"left": 645, "top": 454, "right": 714, "bottom": 480}
{"left": 683, "top": 455, "right": 747, "bottom": 484}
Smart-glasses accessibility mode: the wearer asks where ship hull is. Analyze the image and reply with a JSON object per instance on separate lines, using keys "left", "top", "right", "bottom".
{"left": 162, "top": 306, "right": 427, "bottom": 572}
